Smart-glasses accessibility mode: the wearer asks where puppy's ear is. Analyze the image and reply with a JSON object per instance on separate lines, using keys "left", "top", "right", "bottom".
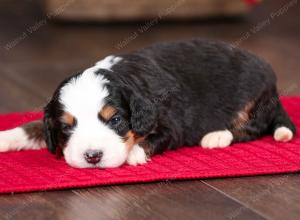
{"left": 130, "top": 94, "right": 157, "bottom": 136}
{"left": 43, "top": 110, "right": 57, "bottom": 154}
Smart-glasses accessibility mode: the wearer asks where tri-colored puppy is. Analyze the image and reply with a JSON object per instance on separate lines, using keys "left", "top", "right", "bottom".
{"left": 0, "top": 39, "right": 296, "bottom": 168}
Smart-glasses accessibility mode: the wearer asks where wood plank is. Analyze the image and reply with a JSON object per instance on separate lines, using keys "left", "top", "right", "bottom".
{"left": 0, "top": 75, "right": 44, "bottom": 113}
{"left": 204, "top": 174, "right": 300, "bottom": 220}
{"left": 0, "top": 181, "right": 266, "bottom": 220}
{"left": 45, "top": 0, "right": 249, "bottom": 22}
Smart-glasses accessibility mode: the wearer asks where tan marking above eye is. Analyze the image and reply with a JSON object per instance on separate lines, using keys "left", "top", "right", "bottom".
{"left": 99, "top": 105, "right": 117, "bottom": 121}
{"left": 62, "top": 112, "right": 75, "bottom": 126}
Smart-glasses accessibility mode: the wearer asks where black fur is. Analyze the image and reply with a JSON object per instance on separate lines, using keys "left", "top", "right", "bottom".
{"left": 129, "top": 93, "right": 157, "bottom": 136}
{"left": 44, "top": 39, "right": 296, "bottom": 156}
{"left": 43, "top": 112, "right": 56, "bottom": 154}
{"left": 43, "top": 74, "right": 81, "bottom": 154}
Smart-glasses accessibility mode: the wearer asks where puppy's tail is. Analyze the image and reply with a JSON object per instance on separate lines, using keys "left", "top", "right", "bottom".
{"left": 272, "top": 103, "right": 296, "bottom": 142}
{"left": 0, "top": 120, "right": 46, "bottom": 152}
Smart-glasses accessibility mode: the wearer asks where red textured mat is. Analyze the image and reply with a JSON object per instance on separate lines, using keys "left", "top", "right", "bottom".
{"left": 0, "top": 97, "right": 299, "bottom": 194}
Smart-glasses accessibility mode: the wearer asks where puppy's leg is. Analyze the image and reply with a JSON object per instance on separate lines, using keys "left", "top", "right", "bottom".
{"left": 127, "top": 128, "right": 175, "bottom": 165}
{"left": 274, "top": 127, "right": 293, "bottom": 142}
{"left": 126, "top": 144, "right": 148, "bottom": 166}
{"left": 0, "top": 120, "right": 45, "bottom": 152}
{"left": 272, "top": 104, "right": 296, "bottom": 142}
{"left": 200, "top": 130, "right": 234, "bottom": 149}
{"left": 229, "top": 92, "right": 295, "bottom": 144}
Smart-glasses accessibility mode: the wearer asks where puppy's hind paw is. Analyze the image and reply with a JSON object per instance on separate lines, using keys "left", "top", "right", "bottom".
{"left": 274, "top": 126, "right": 293, "bottom": 142}
{"left": 201, "top": 130, "right": 233, "bottom": 149}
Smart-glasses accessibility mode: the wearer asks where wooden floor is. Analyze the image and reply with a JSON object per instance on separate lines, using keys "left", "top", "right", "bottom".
{"left": 0, "top": 0, "right": 300, "bottom": 219}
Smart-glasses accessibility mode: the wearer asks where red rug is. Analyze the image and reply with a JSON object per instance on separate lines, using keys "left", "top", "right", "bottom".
{"left": 0, "top": 97, "right": 299, "bottom": 194}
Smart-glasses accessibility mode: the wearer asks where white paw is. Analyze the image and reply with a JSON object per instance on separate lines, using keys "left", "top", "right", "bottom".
{"left": 274, "top": 126, "right": 293, "bottom": 142}
{"left": 126, "top": 145, "right": 148, "bottom": 166}
{"left": 201, "top": 130, "right": 233, "bottom": 149}
{"left": 0, "top": 128, "right": 22, "bottom": 152}
{"left": 0, "top": 141, "right": 10, "bottom": 152}
{"left": 0, "top": 128, "right": 44, "bottom": 152}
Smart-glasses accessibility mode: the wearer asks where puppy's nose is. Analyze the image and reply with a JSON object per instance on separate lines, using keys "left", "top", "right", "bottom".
{"left": 84, "top": 150, "right": 103, "bottom": 164}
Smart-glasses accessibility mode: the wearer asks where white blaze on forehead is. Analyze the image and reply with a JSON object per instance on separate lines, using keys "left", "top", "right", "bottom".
{"left": 59, "top": 56, "right": 122, "bottom": 118}
{"left": 95, "top": 55, "right": 122, "bottom": 71}
{"left": 60, "top": 69, "right": 108, "bottom": 118}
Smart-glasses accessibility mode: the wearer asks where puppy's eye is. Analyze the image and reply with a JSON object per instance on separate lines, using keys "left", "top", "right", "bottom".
{"left": 61, "top": 123, "right": 73, "bottom": 131}
{"left": 108, "top": 114, "right": 122, "bottom": 126}
{"left": 61, "top": 113, "right": 77, "bottom": 132}
{"left": 61, "top": 119, "right": 77, "bottom": 132}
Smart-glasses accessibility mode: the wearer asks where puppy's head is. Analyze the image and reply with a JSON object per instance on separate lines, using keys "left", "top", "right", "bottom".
{"left": 44, "top": 69, "right": 156, "bottom": 168}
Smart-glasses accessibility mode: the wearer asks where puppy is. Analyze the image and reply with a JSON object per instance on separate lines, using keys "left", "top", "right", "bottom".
{"left": 0, "top": 39, "right": 296, "bottom": 168}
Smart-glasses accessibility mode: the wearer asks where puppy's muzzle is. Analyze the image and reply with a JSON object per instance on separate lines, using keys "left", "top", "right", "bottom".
{"left": 84, "top": 150, "right": 103, "bottom": 164}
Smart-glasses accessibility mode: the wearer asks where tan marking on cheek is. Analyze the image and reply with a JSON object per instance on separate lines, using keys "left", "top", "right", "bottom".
{"left": 62, "top": 112, "right": 75, "bottom": 126}
{"left": 124, "top": 130, "right": 145, "bottom": 152}
{"left": 99, "top": 105, "right": 117, "bottom": 121}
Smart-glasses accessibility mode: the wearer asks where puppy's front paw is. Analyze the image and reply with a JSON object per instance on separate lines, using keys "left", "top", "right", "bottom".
{"left": 201, "top": 130, "right": 233, "bottom": 149}
{"left": 0, "top": 128, "right": 23, "bottom": 152}
{"left": 126, "top": 145, "right": 148, "bottom": 166}
{"left": 0, "top": 142, "right": 10, "bottom": 152}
